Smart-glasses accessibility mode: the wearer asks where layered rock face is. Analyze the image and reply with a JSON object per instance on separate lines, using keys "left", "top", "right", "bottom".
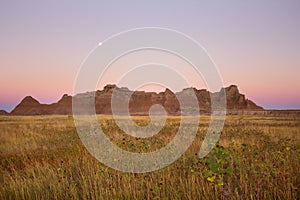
{"left": 224, "top": 85, "right": 262, "bottom": 110}
{"left": 10, "top": 84, "right": 263, "bottom": 116}
{"left": 10, "top": 94, "right": 72, "bottom": 115}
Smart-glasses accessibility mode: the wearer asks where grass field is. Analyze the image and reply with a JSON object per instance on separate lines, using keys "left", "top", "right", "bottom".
{"left": 0, "top": 115, "right": 299, "bottom": 199}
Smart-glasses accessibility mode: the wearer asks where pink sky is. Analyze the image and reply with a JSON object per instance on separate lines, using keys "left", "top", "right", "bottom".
{"left": 1, "top": 1, "right": 299, "bottom": 111}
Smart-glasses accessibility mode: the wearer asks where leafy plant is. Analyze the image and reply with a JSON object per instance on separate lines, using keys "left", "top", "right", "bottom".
{"left": 203, "top": 143, "right": 233, "bottom": 187}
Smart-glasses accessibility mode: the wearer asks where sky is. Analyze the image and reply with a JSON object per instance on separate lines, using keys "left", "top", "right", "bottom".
{"left": 0, "top": 0, "right": 300, "bottom": 111}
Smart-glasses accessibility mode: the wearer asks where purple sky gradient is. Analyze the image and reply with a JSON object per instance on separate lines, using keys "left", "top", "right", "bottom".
{"left": 0, "top": 0, "right": 300, "bottom": 111}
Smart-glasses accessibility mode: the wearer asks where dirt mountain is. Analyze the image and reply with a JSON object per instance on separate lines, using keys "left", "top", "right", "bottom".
{"left": 10, "top": 84, "right": 263, "bottom": 116}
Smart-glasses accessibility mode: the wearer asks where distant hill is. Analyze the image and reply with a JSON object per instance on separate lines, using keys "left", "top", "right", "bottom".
{"left": 9, "top": 84, "right": 266, "bottom": 116}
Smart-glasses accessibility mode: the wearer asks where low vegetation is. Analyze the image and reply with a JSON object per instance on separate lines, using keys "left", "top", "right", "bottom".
{"left": 0, "top": 115, "right": 299, "bottom": 199}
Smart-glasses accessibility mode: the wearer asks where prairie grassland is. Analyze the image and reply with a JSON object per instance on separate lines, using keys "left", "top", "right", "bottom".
{"left": 0, "top": 115, "right": 299, "bottom": 199}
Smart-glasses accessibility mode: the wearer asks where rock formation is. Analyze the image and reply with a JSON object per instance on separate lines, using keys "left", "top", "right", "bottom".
{"left": 9, "top": 84, "right": 264, "bottom": 116}
{"left": 0, "top": 110, "right": 8, "bottom": 115}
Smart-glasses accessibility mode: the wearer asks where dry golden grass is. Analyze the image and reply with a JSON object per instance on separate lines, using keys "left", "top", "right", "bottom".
{"left": 0, "top": 115, "right": 299, "bottom": 199}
